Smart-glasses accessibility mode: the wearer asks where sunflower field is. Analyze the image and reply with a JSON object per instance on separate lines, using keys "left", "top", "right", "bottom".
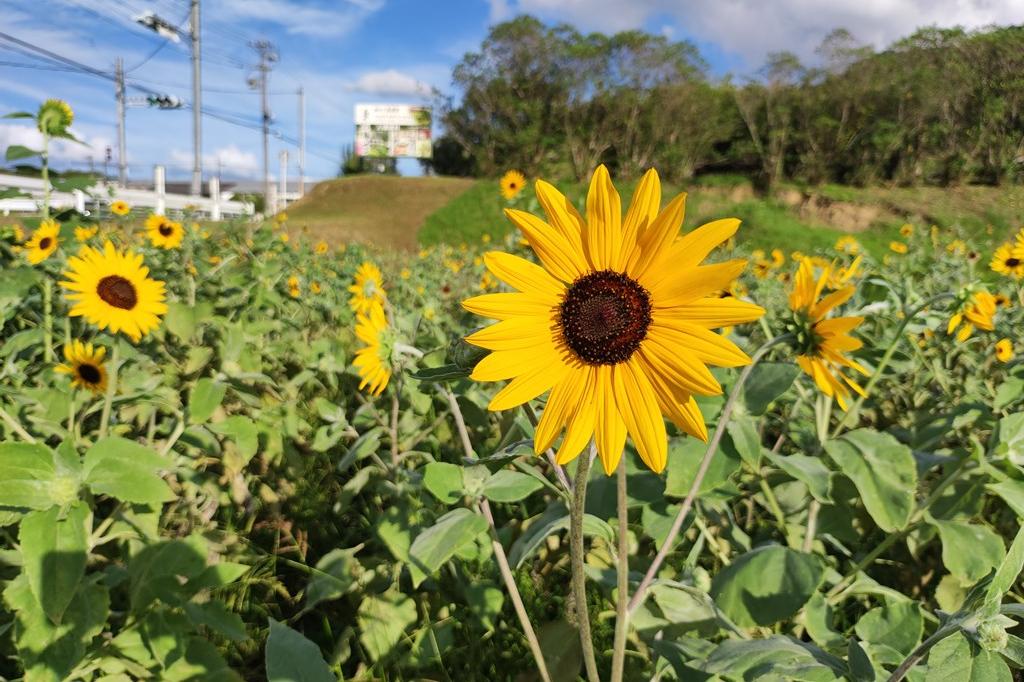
{"left": 2, "top": 100, "right": 1024, "bottom": 682}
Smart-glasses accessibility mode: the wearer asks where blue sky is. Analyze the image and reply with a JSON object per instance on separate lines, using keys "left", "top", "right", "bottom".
{"left": 1, "top": 0, "right": 1018, "bottom": 183}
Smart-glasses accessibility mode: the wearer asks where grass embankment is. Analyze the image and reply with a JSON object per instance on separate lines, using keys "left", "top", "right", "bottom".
{"left": 420, "top": 175, "right": 1024, "bottom": 258}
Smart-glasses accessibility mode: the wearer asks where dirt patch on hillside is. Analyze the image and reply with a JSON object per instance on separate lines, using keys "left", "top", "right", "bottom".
{"left": 776, "top": 189, "right": 892, "bottom": 233}
{"left": 284, "top": 176, "right": 477, "bottom": 250}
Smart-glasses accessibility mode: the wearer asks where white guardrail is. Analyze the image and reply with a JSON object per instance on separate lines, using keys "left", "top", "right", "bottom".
{"left": 0, "top": 165, "right": 255, "bottom": 220}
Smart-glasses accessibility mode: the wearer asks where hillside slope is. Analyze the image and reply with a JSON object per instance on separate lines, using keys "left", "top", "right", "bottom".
{"left": 283, "top": 175, "right": 476, "bottom": 250}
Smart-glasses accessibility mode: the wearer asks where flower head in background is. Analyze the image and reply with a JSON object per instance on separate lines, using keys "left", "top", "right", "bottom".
{"left": 37, "top": 99, "right": 73, "bottom": 136}
{"left": 889, "top": 241, "right": 908, "bottom": 255}
{"left": 996, "top": 338, "right": 1014, "bottom": 363}
{"left": 991, "top": 242, "right": 1024, "bottom": 280}
{"left": 315, "top": 241, "right": 329, "bottom": 255}
{"left": 55, "top": 340, "right": 108, "bottom": 394}
{"left": 835, "top": 235, "right": 861, "bottom": 255}
{"left": 787, "top": 258, "right": 868, "bottom": 410}
{"left": 110, "top": 200, "right": 130, "bottom": 217}
{"left": 354, "top": 301, "right": 392, "bottom": 396}
{"left": 499, "top": 170, "right": 526, "bottom": 200}
{"left": 24, "top": 219, "right": 60, "bottom": 264}
{"left": 948, "top": 290, "right": 996, "bottom": 342}
{"left": 61, "top": 241, "right": 167, "bottom": 342}
{"left": 145, "top": 214, "right": 184, "bottom": 249}
{"left": 349, "top": 261, "right": 386, "bottom": 314}
{"left": 75, "top": 225, "right": 98, "bottom": 242}
{"left": 463, "top": 165, "right": 763, "bottom": 474}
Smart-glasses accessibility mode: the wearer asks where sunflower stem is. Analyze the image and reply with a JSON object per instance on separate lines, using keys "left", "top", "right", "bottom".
{"left": 40, "top": 134, "right": 50, "bottom": 220}
{"left": 830, "top": 292, "right": 955, "bottom": 438}
{"left": 98, "top": 344, "right": 120, "bottom": 439}
{"left": 627, "top": 333, "right": 792, "bottom": 616}
{"left": 445, "top": 386, "right": 552, "bottom": 682}
{"left": 610, "top": 463, "right": 630, "bottom": 682}
{"left": 42, "top": 278, "right": 54, "bottom": 362}
{"left": 571, "top": 443, "right": 601, "bottom": 682}
{"left": 0, "top": 404, "right": 36, "bottom": 443}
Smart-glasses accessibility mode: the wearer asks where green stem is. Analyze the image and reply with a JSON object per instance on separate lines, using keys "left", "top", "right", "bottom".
{"left": 610, "top": 463, "right": 629, "bottom": 682}
{"left": 0, "top": 404, "right": 36, "bottom": 443}
{"left": 42, "top": 278, "right": 54, "bottom": 363}
{"left": 41, "top": 134, "right": 51, "bottom": 220}
{"left": 627, "top": 333, "right": 793, "bottom": 615}
{"left": 98, "top": 345, "right": 120, "bottom": 439}
{"left": 571, "top": 445, "right": 601, "bottom": 682}
{"left": 886, "top": 625, "right": 957, "bottom": 682}
{"left": 831, "top": 293, "right": 955, "bottom": 438}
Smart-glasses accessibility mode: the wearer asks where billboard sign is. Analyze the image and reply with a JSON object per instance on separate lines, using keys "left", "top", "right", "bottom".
{"left": 354, "top": 104, "right": 432, "bottom": 159}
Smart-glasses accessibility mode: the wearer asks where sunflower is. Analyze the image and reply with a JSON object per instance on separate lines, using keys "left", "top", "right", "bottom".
{"left": 889, "top": 241, "right": 908, "bottom": 255}
{"left": 994, "top": 293, "right": 1012, "bottom": 309}
{"left": 899, "top": 223, "right": 914, "bottom": 238}
{"left": 315, "top": 241, "right": 329, "bottom": 255}
{"left": 826, "top": 254, "right": 863, "bottom": 290}
{"left": 947, "top": 291, "right": 996, "bottom": 342}
{"left": 991, "top": 243, "right": 1024, "bottom": 280}
{"left": 463, "top": 165, "right": 764, "bottom": 474}
{"left": 835, "top": 236, "right": 861, "bottom": 255}
{"left": 60, "top": 241, "right": 167, "bottom": 342}
{"left": 787, "top": 258, "right": 868, "bottom": 410}
{"left": 145, "top": 214, "right": 184, "bottom": 249}
{"left": 75, "top": 225, "right": 98, "bottom": 242}
{"left": 110, "top": 200, "right": 130, "bottom": 216}
{"left": 37, "top": 99, "right": 73, "bottom": 135}
{"left": 770, "top": 248, "right": 785, "bottom": 268}
{"left": 947, "top": 239, "right": 967, "bottom": 255}
{"left": 24, "top": 220, "right": 61, "bottom": 265}
{"left": 996, "top": 339, "right": 1014, "bottom": 363}
{"left": 348, "top": 261, "right": 386, "bottom": 314}
{"left": 310, "top": 281, "right": 322, "bottom": 295}
{"left": 499, "top": 170, "right": 527, "bottom": 200}
{"left": 353, "top": 301, "right": 392, "bottom": 396}
{"left": 55, "top": 340, "right": 108, "bottom": 394}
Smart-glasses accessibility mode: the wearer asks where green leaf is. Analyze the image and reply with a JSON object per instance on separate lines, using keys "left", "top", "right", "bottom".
{"left": 265, "top": 618, "right": 334, "bottom": 682}
{"left": 304, "top": 547, "right": 361, "bottom": 610}
{"left": 50, "top": 174, "right": 94, "bottom": 193}
{"left": 743, "top": 362, "right": 801, "bottom": 415}
{"left": 465, "top": 583, "right": 504, "bottom": 631}
{"left": 767, "top": 451, "right": 833, "bottom": 503}
{"left": 128, "top": 537, "right": 207, "bottom": 611}
{"left": 824, "top": 428, "right": 917, "bottom": 532}
{"left": 538, "top": 619, "right": 583, "bottom": 682}
{"left": 984, "top": 525, "right": 1024, "bottom": 616}
{"left": 189, "top": 379, "right": 227, "bottom": 424}
{"left": 508, "top": 503, "right": 615, "bottom": 569}
{"left": 407, "top": 363, "right": 472, "bottom": 382}
{"left": 0, "top": 442, "right": 68, "bottom": 509}
{"left": 987, "top": 479, "right": 1024, "bottom": 518}
{"left": 19, "top": 504, "right": 89, "bottom": 624}
{"left": 357, "top": 591, "right": 417, "bottom": 661}
{"left": 210, "top": 416, "right": 260, "bottom": 463}
{"left": 184, "top": 602, "right": 247, "bottom": 641}
{"left": 725, "top": 416, "right": 762, "bottom": 466}
{"left": 854, "top": 599, "right": 923, "bottom": 656}
{"left": 5, "top": 573, "right": 109, "bottom": 682}
{"left": 423, "top": 462, "right": 464, "bottom": 504}
{"left": 995, "top": 414, "right": 1024, "bottom": 465}
{"left": 164, "top": 637, "right": 241, "bottom": 681}
{"left": 703, "top": 636, "right": 845, "bottom": 679}
{"left": 803, "top": 592, "right": 845, "bottom": 649}
{"left": 931, "top": 519, "right": 1006, "bottom": 583}
{"left": 83, "top": 437, "right": 174, "bottom": 505}
{"left": 5, "top": 144, "right": 40, "bottom": 161}
{"left": 665, "top": 436, "right": 740, "bottom": 497}
{"left": 710, "top": 545, "right": 824, "bottom": 627}
{"left": 483, "top": 469, "right": 543, "bottom": 502}
{"left": 924, "top": 631, "right": 1011, "bottom": 681}
{"left": 408, "top": 508, "right": 488, "bottom": 587}
{"left": 650, "top": 583, "right": 717, "bottom": 626}
{"left": 164, "top": 302, "right": 199, "bottom": 342}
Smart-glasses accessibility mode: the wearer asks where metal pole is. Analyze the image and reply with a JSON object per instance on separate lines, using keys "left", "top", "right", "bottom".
{"left": 278, "top": 149, "right": 288, "bottom": 214}
{"left": 260, "top": 55, "right": 270, "bottom": 214}
{"left": 115, "top": 57, "right": 127, "bottom": 187}
{"left": 190, "top": 0, "right": 202, "bottom": 196}
{"left": 298, "top": 86, "right": 305, "bottom": 196}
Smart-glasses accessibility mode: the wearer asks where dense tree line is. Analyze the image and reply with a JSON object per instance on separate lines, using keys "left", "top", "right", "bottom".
{"left": 431, "top": 17, "right": 1024, "bottom": 187}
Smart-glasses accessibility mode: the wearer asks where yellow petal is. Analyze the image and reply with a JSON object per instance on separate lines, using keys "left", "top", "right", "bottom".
{"left": 593, "top": 366, "right": 627, "bottom": 474}
{"left": 673, "top": 297, "right": 766, "bottom": 327}
{"left": 615, "top": 357, "right": 667, "bottom": 473}
{"left": 462, "top": 292, "right": 555, "bottom": 320}
{"left": 534, "top": 366, "right": 587, "bottom": 454}
{"left": 649, "top": 259, "right": 748, "bottom": 309}
{"left": 534, "top": 179, "right": 587, "bottom": 262}
{"left": 505, "top": 209, "right": 586, "bottom": 283}
{"left": 488, "top": 356, "right": 571, "bottom": 411}
{"left": 583, "top": 165, "right": 622, "bottom": 271}
{"left": 465, "top": 317, "right": 556, "bottom": 351}
{"left": 641, "top": 333, "right": 723, "bottom": 396}
{"left": 670, "top": 218, "right": 740, "bottom": 268}
{"left": 471, "top": 343, "right": 558, "bottom": 381}
{"left": 628, "top": 192, "right": 686, "bottom": 279}
{"left": 483, "top": 251, "right": 565, "bottom": 299}
{"left": 649, "top": 317, "right": 752, "bottom": 367}
{"left": 621, "top": 168, "right": 661, "bottom": 258}
{"left": 556, "top": 366, "right": 598, "bottom": 465}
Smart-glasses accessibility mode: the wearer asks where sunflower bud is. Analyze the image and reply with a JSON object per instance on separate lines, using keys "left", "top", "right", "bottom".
{"left": 973, "top": 616, "right": 1013, "bottom": 652}
{"left": 37, "top": 99, "right": 74, "bottom": 136}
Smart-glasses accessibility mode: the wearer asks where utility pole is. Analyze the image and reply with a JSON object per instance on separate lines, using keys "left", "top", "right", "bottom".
{"left": 297, "top": 86, "right": 305, "bottom": 196}
{"left": 279, "top": 149, "right": 288, "bottom": 214}
{"left": 115, "top": 57, "right": 127, "bottom": 187}
{"left": 249, "top": 40, "right": 276, "bottom": 213}
{"left": 189, "top": 0, "right": 202, "bottom": 196}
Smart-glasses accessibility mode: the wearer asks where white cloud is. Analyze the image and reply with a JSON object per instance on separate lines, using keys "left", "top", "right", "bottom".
{"left": 216, "top": 0, "right": 385, "bottom": 38}
{"left": 489, "top": 0, "right": 513, "bottom": 22}
{"left": 0, "top": 124, "right": 112, "bottom": 166}
{"left": 499, "top": 0, "right": 1024, "bottom": 67}
{"left": 347, "top": 69, "right": 430, "bottom": 96}
{"left": 170, "top": 145, "right": 261, "bottom": 177}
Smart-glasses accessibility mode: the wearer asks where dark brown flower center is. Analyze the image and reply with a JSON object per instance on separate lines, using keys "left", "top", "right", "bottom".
{"left": 1007, "top": 258, "right": 1021, "bottom": 267}
{"left": 77, "top": 363, "right": 101, "bottom": 384}
{"left": 559, "top": 270, "right": 651, "bottom": 365}
{"left": 159, "top": 224, "right": 173, "bottom": 237}
{"left": 97, "top": 275, "right": 138, "bottom": 309}
{"left": 39, "top": 237, "right": 52, "bottom": 250}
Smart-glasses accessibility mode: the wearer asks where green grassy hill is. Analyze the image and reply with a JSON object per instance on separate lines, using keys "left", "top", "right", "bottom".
{"left": 288, "top": 174, "right": 1023, "bottom": 257}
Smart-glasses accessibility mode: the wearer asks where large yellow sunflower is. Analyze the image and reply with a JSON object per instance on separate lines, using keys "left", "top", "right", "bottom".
{"left": 499, "top": 170, "right": 526, "bottom": 200}
{"left": 462, "top": 165, "right": 764, "bottom": 474}
{"left": 60, "top": 240, "right": 167, "bottom": 342}
{"left": 353, "top": 301, "right": 392, "bottom": 396}
{"left": 948, "top": 291, "right": 996, "bottom": 342}
{"left": 348, "top": 261, "right": 387, "bottom": 314}
{"left": 991, "top": 243, "right": 1024, "bottom": 280}
{"left": 144, "top": 214, "right": 184, "bottom": 249}
{"left": 788, "top": 258, "right": 868, "bottom": 410}
{"left": 996, "top": 338, "right": 1014, "bottom": 363}
{"left": 24, "top": 220, "right": 60, "bottom": 264}
{"left": 55, "top": 340, "right": 108, "bottom": 394}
